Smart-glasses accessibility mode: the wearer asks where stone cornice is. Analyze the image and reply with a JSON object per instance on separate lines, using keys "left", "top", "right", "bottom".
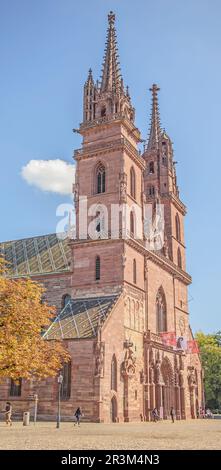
{"left": 78, "top": 114, "right": 141, "bottom": 142}
{"left": 125, "top": 237, "right": 192, "bottom": 285}
{"left": 70, "top": 236, "right": 191, "bottom": 285}
{"left": 161, "top": 193, "right": 187, "bottom": 216}
{"left": 74, "top": 137, "right": 145, "bottom": 170}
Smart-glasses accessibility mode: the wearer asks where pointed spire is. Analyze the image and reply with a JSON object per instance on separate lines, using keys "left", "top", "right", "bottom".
{"left": 147, "top": 84, "right": 162, "bottom": 150}
{"left": 100, "top": 11, "right": 122, "bottom": 93}
{"left": 85, "top": 68, "right": 94, "bottom": 86}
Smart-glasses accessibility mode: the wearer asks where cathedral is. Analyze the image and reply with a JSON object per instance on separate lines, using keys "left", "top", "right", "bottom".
{"left": 0, "top": 12, "right": 203, "bottom": 422}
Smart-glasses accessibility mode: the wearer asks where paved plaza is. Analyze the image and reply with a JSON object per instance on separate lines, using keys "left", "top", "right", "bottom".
{"left": 0, "top": 420, "right": 220, "bottom": 450}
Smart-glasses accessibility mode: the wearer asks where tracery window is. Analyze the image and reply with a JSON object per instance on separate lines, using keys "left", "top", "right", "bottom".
{"left": 96, "top": 163, "right": 106, "bottom": 194}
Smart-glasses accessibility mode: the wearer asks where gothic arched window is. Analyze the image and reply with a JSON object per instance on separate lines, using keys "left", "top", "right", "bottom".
{"left": 96, "top": 163, "right": 106, "bottom": 194}
{"left": 177, "top": 247, "right": 182, "bottom": 269}
{"left": 175, "top": 213, "right": 181, "bottom": 241}
{"left": 60, "top": 361, "right": 71, "bottom": 400}
{"left": 156, "top": 287, "right": 167, "bottom": 333}
{"left": 62, "top": 294, "right": 71, "bottom": 308}
{"left": 130, "top": 167, "right": 136, "bottom": 199}
{"left": 95, "top": 255, "right": 100, "bottom": 280}
{"left": 111, "top": 354, "right": 117, "bottom": 391}
{"left": 130, "top": 211, "right": 135, "bottom": 236}
{"left": 133, "top": 259, "right": 137, "bottom": 284}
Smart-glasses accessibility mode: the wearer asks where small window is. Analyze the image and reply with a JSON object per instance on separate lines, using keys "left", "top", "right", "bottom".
{"left": 175, "top": 213, "right": 181, "bottom": 241}
{"left": 149, "top": 161, "right": 154, "bottom": 174}
{"left": 96, "top": 164, "right": 106, "bottom": 194}
{"left": 60, "top": 362, "right": 71, "bottom": 400}
{"left": 101, "top": 106, "right": 106, "bottom": 117}
{"left": 96, "top": 211, "right": 101, "bottom": 233}
{"left": 135, "top": 390, "right": 137, "bottom": 400}
{"left": 148, "top": 186, "right": 155, "bottom": 197}
{"left": 111, "top": 354, "right": 117, "bottom": 392}
{"left": 177, "top": 247, "right": 182, "bottom": 269}
{"left": 10, "top": 379, "right": 22, "bottom": 397}
{"left": 130, "top": 211, "right": 135, "bottom": 236}
{"left": 95, "top": 256, "right": 100, "bottom": 281}
{"left": 62, "top": 294, "right": 71, "bottom": 308}
{"left": 133, "top": 259, "right": 137, "bottom": 284}
{"left": 162, "top": 156, "right": 167, "bottom": 165}
{"left": 130, "top": 167, "right": 136, "bottom": 199}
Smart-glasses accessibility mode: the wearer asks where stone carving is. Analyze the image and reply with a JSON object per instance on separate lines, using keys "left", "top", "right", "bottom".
{"left": 188, "top": 367, "right": 196, "bottom": 388}
{"left": 140, "top": 369, "right": 145, "bottom": 384}
{"left": 179, "top": 317, "right": 185, "bottom": 336}
{"left": 144, "top": 256, "right": 148, "bottom": 280}
{"left": 149, "top": 366, "right": 154, "bottom": 384}
{"left": 155, "top": 358, "right": 161, "bottom": 383}
{"left": 94, "top": 341, "right": 105, "bottom": 377}
{"left": 122, "top": 252, "right": 127, "bottom": 267}
{"left": 73, "top": 183, "right": 79, "bottom": 210}
{"left": 179, "top": 355, "right": 184, "bottom": 371}
{"left": 119, "top": 171, "right": 127, "bottom": 203}
{"left": 121, "top": 347, "right": 136, "bottom": 378}
{"left": 179, "top": 370, "right": 184, "bottom": 387}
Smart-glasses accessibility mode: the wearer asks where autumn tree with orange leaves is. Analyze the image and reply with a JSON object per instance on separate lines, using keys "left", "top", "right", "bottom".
{"left": 0, "top": 257, "right": 70, "bottom": 381}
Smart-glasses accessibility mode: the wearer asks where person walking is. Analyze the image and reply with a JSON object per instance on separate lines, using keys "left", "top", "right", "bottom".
{"left": 3, "top": 402, "right": 12, "bottom": 426}
{"left": 170, "top": 406, "right": 175, "bottom": 423}
{"left": 74, "top": 406, "right": 82, "bottom": 426}
{"left": 152, "top": 408, "right": 159, "bottom": 423}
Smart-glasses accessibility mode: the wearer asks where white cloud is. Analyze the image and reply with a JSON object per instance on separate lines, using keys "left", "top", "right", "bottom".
{"left": 21, "top": 159, "right": 75, "bottom": 195}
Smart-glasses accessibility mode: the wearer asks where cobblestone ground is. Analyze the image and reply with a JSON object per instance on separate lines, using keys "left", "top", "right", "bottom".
{"left": 0, "top": 420, "right": 220, "bottom": 450}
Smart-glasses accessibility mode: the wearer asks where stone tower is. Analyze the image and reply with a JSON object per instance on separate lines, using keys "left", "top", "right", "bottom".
{"left": 143, "top": 85, "right": 186, "bottom": 270}
{"left": 72, "top": 11, "right": 146, "bottom": 307}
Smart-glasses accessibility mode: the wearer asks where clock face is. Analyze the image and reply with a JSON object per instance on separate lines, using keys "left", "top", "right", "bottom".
{"left": 179, "top": 317, "right": 185, "bottom": 335}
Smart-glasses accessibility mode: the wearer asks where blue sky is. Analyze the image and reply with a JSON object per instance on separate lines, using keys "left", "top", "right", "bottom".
{"left": 0, "top": 0, "right": 220, "bottom": 333}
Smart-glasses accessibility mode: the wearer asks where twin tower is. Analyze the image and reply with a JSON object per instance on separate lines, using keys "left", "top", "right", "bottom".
{"left": 72, "top": 11, "right": 188, "bottom": 301}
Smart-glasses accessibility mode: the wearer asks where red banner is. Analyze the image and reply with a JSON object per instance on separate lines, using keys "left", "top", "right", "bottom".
{"left": 187, "top": 340, "right": 199, "bottom": 354}
{"left": 160, "top": 331, "right": 177, "bottom": 347}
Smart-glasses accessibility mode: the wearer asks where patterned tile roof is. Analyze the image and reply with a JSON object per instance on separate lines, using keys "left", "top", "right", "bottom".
{"left": 44, "top": 294, "right": 120, "bottom": 340}
{"left": 0, "top": 234, "right": 71, "bottom": 277}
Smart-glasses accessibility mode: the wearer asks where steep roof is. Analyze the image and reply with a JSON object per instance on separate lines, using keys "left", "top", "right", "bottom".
{"left": 44, "top": 294, "right": 120, "bottom": 340}
{"left": 0, "top": 233, "right": 71, "bottom": 277}
{"left": 147, "top": 84, "right": 162, "bottom": 150}
{"left": 100, "top": 11, "right": 122, "bottom": 94}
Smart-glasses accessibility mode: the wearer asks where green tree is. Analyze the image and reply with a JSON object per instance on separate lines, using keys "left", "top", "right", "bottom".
{"left": 196, "top": 331, "right": 221, "bottom": 410}
{"left": 0, "top": 257, "right": 70, "bottom": 381}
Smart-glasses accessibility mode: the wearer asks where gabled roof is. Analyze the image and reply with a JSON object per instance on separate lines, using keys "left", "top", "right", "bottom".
{"left": 0, "top": 233, "right": 71, "bottom": 277}
{"left": 44, "top": 294, "right": 120, "bottom": 340}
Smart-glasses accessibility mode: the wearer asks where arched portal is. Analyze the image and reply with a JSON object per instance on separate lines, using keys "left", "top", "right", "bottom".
{"left": 110, "top": 396, "right": 117, "bottom": 423}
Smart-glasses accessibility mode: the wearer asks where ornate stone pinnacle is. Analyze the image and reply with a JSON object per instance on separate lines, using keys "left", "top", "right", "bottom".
{"left": 100, "top": 10, "right": 122, "bottom": 93}
{"left": 147, "top": 83, "right": 162, "bottom": 150}
{"left": 108, "top": 11, "right": 115, "bottom": 26}
{"left": 149, "top": 83, "right": 160, "bottom": 94}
